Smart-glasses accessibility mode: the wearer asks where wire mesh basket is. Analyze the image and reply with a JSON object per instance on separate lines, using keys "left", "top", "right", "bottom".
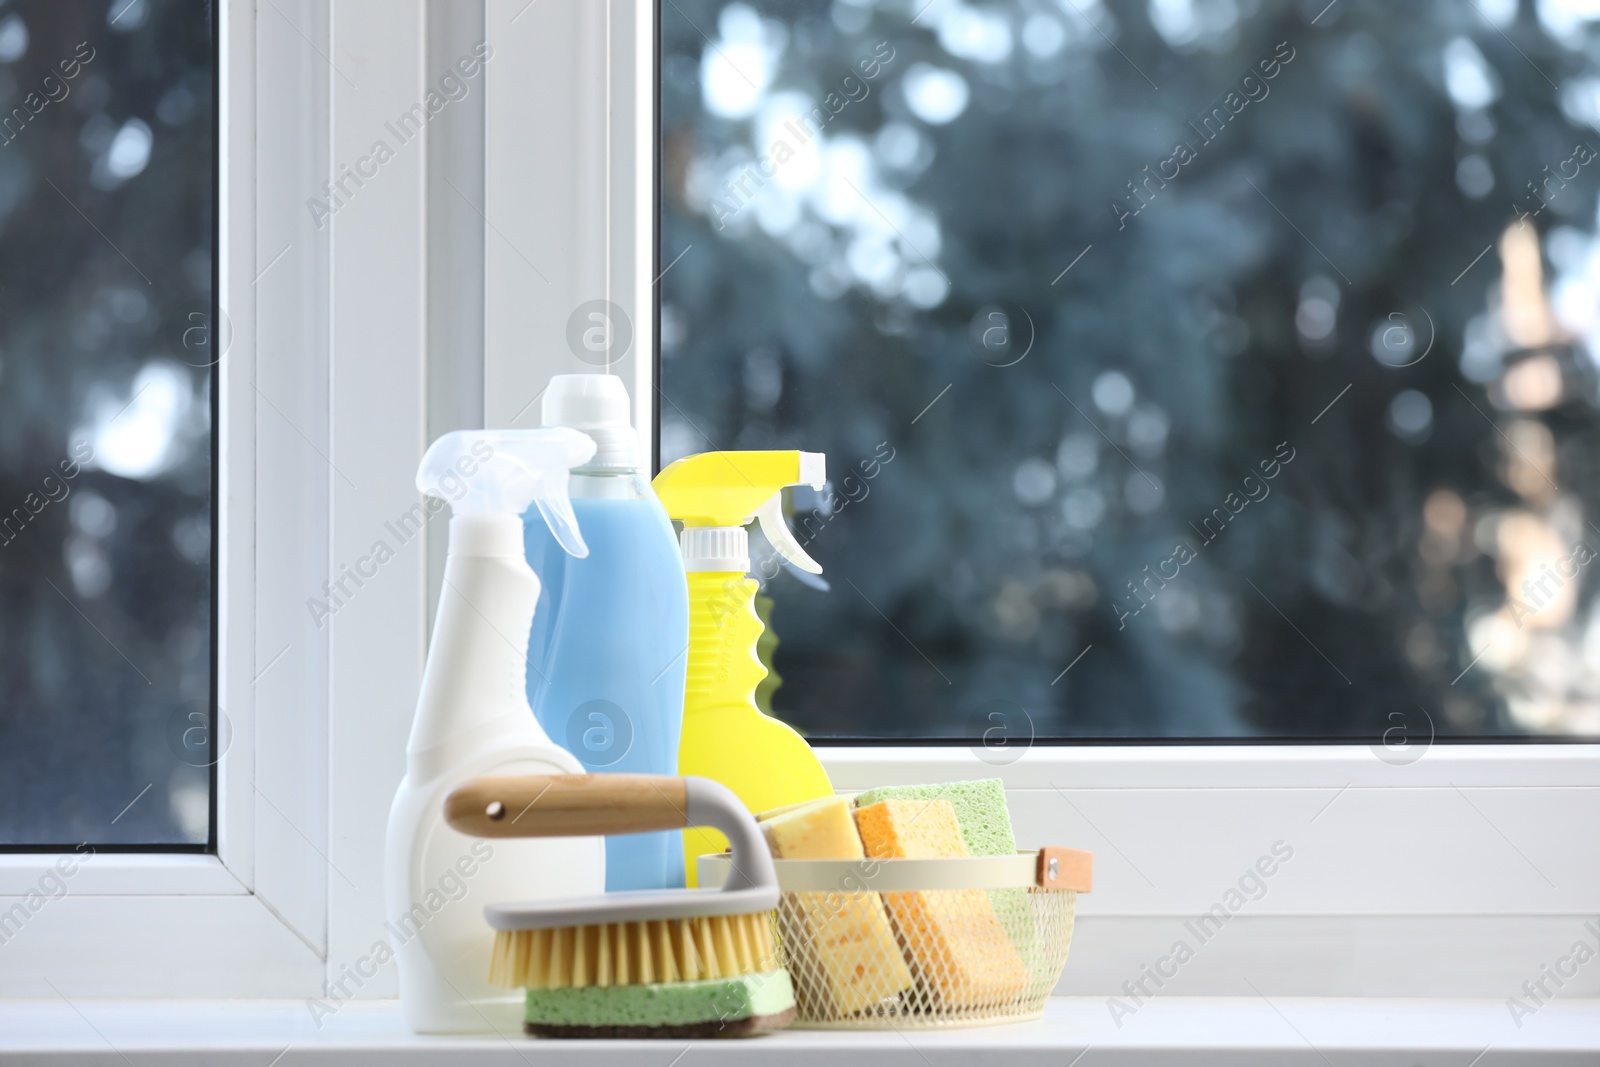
{"left": 699, "top": 847, "right": 1092, "bottom": 1029}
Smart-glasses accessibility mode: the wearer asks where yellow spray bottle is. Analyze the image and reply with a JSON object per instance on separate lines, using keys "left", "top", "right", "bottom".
{"left": 653, "top": 451, "right": 833, "bottom": 884}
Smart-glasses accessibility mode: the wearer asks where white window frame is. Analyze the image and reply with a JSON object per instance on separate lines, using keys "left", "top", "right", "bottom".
{"left": 2, "top": 0, "right": 1595, "bottom": 1006}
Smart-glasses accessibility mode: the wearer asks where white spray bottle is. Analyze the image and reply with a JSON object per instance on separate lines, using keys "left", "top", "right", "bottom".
{"left": 385, "top": 428, "right": 605, "bottom": 1033}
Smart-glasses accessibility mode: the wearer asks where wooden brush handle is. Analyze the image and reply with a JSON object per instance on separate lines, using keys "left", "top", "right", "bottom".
{"left": 444, "top": 774, "right": 689, "bottom": 839}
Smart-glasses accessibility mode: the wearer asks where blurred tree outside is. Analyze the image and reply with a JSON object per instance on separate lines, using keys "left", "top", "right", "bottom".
{"left": 0, "top": 0, "right": 214, "bottom": 845}
{"left": 660, "top": 0, "right": 1600, "bottom": 741}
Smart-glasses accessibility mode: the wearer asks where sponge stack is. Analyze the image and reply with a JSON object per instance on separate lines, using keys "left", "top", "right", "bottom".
{"left": 853, "top": 798, "right": 1027, "bottom": 1011}
{"left": 761, "top": 796, "right": 913, "bottom": 1017}
{"left": 854, "top": 778, "right": 1038, "bottom": 982}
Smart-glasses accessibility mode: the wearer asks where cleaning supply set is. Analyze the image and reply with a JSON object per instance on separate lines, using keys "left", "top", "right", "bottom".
{"left": 386, "top": 375, "right": 1092, "bottom": 1038}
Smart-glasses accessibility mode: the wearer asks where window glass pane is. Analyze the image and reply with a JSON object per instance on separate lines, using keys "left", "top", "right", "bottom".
{"left": 0, "top": 1, "right": 215, "bottom": 846}
{"left": 659, "top": 0, "right": 1600, "bottom": 741}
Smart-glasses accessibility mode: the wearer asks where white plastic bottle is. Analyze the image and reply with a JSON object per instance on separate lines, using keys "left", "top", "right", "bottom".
{"left": 384, "top": 428, "right": 606, "bottom": 1033}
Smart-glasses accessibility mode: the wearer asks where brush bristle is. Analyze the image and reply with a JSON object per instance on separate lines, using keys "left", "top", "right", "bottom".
{"left": 490, "top": 913, "right": 780, "bottom": 989}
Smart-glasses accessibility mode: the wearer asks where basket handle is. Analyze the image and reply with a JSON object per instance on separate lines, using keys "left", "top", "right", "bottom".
{"left": 445, "top": 773, "right": 776, "bottom": 896}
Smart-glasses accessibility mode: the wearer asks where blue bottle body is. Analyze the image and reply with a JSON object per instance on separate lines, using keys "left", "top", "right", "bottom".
{"left": 524, "top": 473, "right": 689, "bottom": 890}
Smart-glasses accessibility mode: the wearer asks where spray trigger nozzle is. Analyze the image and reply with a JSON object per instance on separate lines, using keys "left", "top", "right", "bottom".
{"left": 416, "top": 428, "right": 596, "bottom": 557}
{"left": 753, "top": 494, "right": 821, "bottom": 574}
{"left": 653, "top": 449, "right": 828, "bottom": 574}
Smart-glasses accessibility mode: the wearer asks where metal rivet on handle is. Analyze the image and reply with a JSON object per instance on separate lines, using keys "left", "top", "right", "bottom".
{"left": 1048, "top": 856, "right": 1059, "bottom": 882}
{"left": 486, "top": 801, "right": 505, "bottom": 821}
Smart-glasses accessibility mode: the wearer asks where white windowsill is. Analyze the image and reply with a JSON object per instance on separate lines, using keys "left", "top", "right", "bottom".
{"left": 5, "top": 997, "right": 1595, "bottom": 1064}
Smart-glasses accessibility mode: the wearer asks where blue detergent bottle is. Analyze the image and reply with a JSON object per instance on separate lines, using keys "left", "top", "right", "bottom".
{"left": 523, "top": 374, "right": 689, "bottom": 890}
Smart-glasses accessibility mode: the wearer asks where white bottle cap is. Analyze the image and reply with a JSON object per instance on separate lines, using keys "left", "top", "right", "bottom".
{"left": 541, "top": 373, "right": 640, "bottom": 470}
{"left": 680, "top": 526, "right": 749, "bottom": 573}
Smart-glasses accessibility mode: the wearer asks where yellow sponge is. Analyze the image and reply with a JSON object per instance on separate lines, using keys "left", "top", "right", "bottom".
{"left": 853, "top": 799, "right": 1027, "bottom": 1010}
{"left": 756, "top": 796, "right": 841, "bottom": 823}
{"left": 762, "top": 796, "right": 911, "bottom": 1016}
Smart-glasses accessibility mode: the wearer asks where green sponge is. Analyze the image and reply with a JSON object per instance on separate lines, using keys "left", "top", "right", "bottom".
{"left": 853, "top": 779, "right": 1016, "bottom": 855}
{"left": 523, "top": 969, "right": 797, "bottom": 1039}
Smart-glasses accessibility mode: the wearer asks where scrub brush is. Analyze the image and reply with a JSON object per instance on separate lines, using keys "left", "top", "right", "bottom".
{"left": 445, "top": 773, "right": 796, "bottom": 1038}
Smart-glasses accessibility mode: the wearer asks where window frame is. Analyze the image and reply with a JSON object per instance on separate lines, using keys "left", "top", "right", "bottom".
{"left": 4, "top": 0, "right": 1596, "bottom": 1005}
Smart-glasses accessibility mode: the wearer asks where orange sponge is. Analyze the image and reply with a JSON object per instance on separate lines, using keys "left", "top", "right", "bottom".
{"left": 852, "top": 799, "right": 1027, "bottom": 1010}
